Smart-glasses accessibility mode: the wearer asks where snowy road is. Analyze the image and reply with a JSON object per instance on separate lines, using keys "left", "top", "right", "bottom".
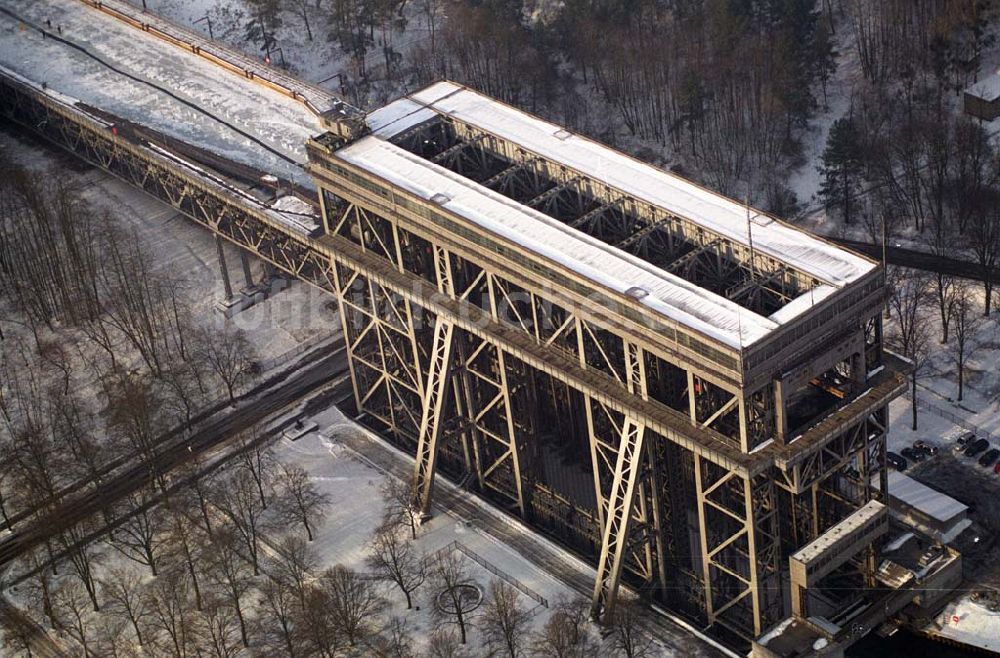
{"left": 0, "top": 0, "right": 321, "bottom": 186}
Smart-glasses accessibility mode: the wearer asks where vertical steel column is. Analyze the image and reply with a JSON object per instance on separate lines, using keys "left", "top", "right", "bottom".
{"left": 591, "top": 341, "right": 648, "bottom": 622}
{"left": 411, "top": 245, "right": 457, "bottom": 517}
{"left": 411, "top": 316, "right": 455, "bottom": 517}
{"left": 215, "top": 234, "right": 234, "bottom": 299}
{"left": 239, "top": 248, "right": 254, "bottom": 288}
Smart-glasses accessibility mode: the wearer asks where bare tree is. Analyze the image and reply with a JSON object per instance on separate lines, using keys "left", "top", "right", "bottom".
{"left": 161, "top": 496, "right": 207, "bottom": 611}
{"left": 195, "top": 324, "right": 257, "bottom": 404}
{"left": 258, "top": 574, "right": 302, "bottom": 658}
{"left": 161, "top": 358, "right": 210, "bottom": 434}
{"left": 0, "top": 608, "right": 36, "bottom": 658}
{"left": 216, "top": 466, "right": 269, "bottom": 575}
{"left": 182, "top": 463, "right": 218, "bottom": 538}
{"left": 430, "top": 551, "right": 477, "bottom": 644}
{"left": 235, "top": 425, "right": 276, "bottom": 510}
{"left": 366, "top": 523, "right": 425, "bottom": 609}
{"left": 610, "top": 597, "right": 652, "bottom": 658}
{"left": 19, "top": 549, "right": 58, "bottom": 629}
{"left": 480, "top": 579, "right": 531, "bottom": 658}
{"left": 269, "top": 533, "right": 319, "bottom": 607}
{"left": 203, "top": 528, "right": 255, "bottom": 648}
{"left": 950, "top": 285, "right": 984, "bottom": 402}
{"left": 92, "top": 614, "right": 139, "bottom": 658}
{"left": 531, "top": 595, "right": 592, "bottom": 658}
{"left": 381, "top": 476, "right": 418, "bottom": 540}
{"left": 100, "top": 566, "right": 151, "bottom": 648}
{"left": 147, "top": 567, "right": 199, "bottom": 658}
{"left": 275, "top": 461, "right": 330, "bottom": 541}
{"left": 197, "top": 596, "right": 244, "bottom": 658}
{"left": 105, "top": 485, "right": 167, "bottom": 576}
{"left": 371, "top": 616, "right": 416, "bottom": 658}
{"left": 52, "top": 578, "right": 97, "bottom": 657}
{"left": 922, "top": 231, "right": 959, "bottom": 342}
{"left": 966, "top": 196, "right": 1000, "bottom": 315}
{"left": 298, "top": 582, "right": 343, "bottom": 658}
{"left": 426, "top": 628, "right": 472, "bottom": 658}
{"left": 59, "top": 519, "right": 103, "bottom": 611}
{"left": 887, "top": 267, "right": 933, "bottom": 429}
{"left": 321, "top": 564, "right": 386, "bottom": 646}
{"left": 106, "top": 372, "right": 169, "bottom": 492}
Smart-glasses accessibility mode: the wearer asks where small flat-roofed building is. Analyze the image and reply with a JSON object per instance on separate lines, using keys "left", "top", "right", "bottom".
{"left": 789, "top": 500, "right": 889, "bottom": 616}
{"left": 964, "top": 73, "right": 1000, "bottom": 120}
{"left": 884, "top": 471, "right": 969, "bottom": 543}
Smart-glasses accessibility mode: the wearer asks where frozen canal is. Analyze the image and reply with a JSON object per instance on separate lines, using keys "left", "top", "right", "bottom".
{"left": 0, "top": 0, "right": 321, "bottom": 186}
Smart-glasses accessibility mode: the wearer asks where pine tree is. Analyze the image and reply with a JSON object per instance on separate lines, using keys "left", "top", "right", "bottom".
{"left": 819, "top": 117, "right": 864, "bottom": 224}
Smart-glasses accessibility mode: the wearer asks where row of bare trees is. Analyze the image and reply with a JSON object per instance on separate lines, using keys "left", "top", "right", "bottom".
{"left": 2, "top": 434, "right": 651, "bottom": 657}
{"left": 0, "top": 160, "right": 259, "bottom": 533}
{"left": 367, "top": 477, "right": 652, "bottom": 658}
{"left": 886, "top": 267, "right": 991, "bottom": 431}
{"left": 1, "top": 426, "right": 334, "bottom": 656}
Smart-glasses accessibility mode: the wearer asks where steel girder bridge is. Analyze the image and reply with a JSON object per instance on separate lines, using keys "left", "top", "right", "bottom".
{"left": 0, "top": 70, "right": 907, "bottom": 646}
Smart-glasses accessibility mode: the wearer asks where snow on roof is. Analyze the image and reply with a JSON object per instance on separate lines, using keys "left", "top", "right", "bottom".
{"left": 366, "top": 99, "right": 437, "bottom": 139}
{"left": 767, "top": 284, "right": 837, "bottom": 325}
{"left": 966, "top": 72, "right": 1000, "bottom": 103}
{"left": 335, "top": 136, "right": 778, "bottom": 347}
{"left": 401, "top": 81, "right": 876, "bottom": 288}
{"left": 931, "top": 594, "right": 1000, "bottom": 652}
{"left": 792, "top": 500, "right": 886, "bottom": 565}
{"left": 886, "top": 471, "right": 968, "bottom": 524}
{"left": 148, "top": 144, "right": 317, "bottom": 235}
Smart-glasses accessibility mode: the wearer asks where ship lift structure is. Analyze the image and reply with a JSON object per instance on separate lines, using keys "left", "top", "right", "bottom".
{"left": 0, "top": 6, "right": 908, "bottom": 644}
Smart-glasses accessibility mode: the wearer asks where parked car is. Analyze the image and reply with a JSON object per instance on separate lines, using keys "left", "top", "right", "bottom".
{"left": 901, "top": 447, "right": 926, "bottom": 462}
{"left": 981, "top": 449, "right": 1000, "bottom": 467}
{"left": 965, "top": 439, "right": 990, "bottom": 458}
{"left": 993, "top": 462, "right": 1000, "bottom": 475}
{"left": 955, "top": 432, "right": 976, "bottom": 452}
{"left": 886, "top": 452, "right": 908, "bottom": 471}
{"left": 914, "top": 440, "right": 938, "bottom": 456}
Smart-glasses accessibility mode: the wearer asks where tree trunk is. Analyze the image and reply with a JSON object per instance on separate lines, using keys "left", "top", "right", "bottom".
{"left": 236, "top": 601, "right": 249, "bottom": 647}
{"left": 958, "top": 353, "right": 965, "bottom": 401}
{"left": 911, "top": 375, "right": 918, "bottom": 431}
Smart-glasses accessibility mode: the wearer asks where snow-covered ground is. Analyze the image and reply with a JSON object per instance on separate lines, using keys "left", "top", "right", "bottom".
{"left": 927, "top": 595, "right": 1000, "bottom": 653}
{"left": 0, "top": 0, "right": 320, "bottom": 186}
{"left": 272, "top": 407, "right": 586, "bottom": 653}
{"left": 886, "top": 287, "right": 1000, "bottom": 457}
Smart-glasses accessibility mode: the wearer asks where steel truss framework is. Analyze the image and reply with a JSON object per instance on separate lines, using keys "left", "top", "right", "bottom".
{"left": 0, "top": 74, "right": 337, "bottom": 292}
{"left": 1, "top": 72, "right": 904, "bottom": 644}
{"left": 310, "top": 165, "right": 897, "bottom": 638}
{"left": 390, "top": 116, "right": 810, "bottom": 318}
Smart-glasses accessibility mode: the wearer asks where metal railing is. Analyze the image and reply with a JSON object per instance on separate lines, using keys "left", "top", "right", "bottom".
{"left": 907, "top": 392, "right": 997, "bottom": 442}
{"left": 426, "top": 540, "right": 548, "bottom": 608}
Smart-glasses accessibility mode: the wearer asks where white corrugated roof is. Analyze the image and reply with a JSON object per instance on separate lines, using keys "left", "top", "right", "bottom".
{"left": 347, "top": 83, "right": 879, "bottom": 346}
{"left": 966, "top": 73, "right": 1000, "bottom": 103}
{"left": 391, "top": 82, "right": 875, "bottom": 287}
{"left": 886, "top": 471, "right": 967, "bottom": 523}
{"left": 335, "top": 136, "right": 777, "bottom": 347}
